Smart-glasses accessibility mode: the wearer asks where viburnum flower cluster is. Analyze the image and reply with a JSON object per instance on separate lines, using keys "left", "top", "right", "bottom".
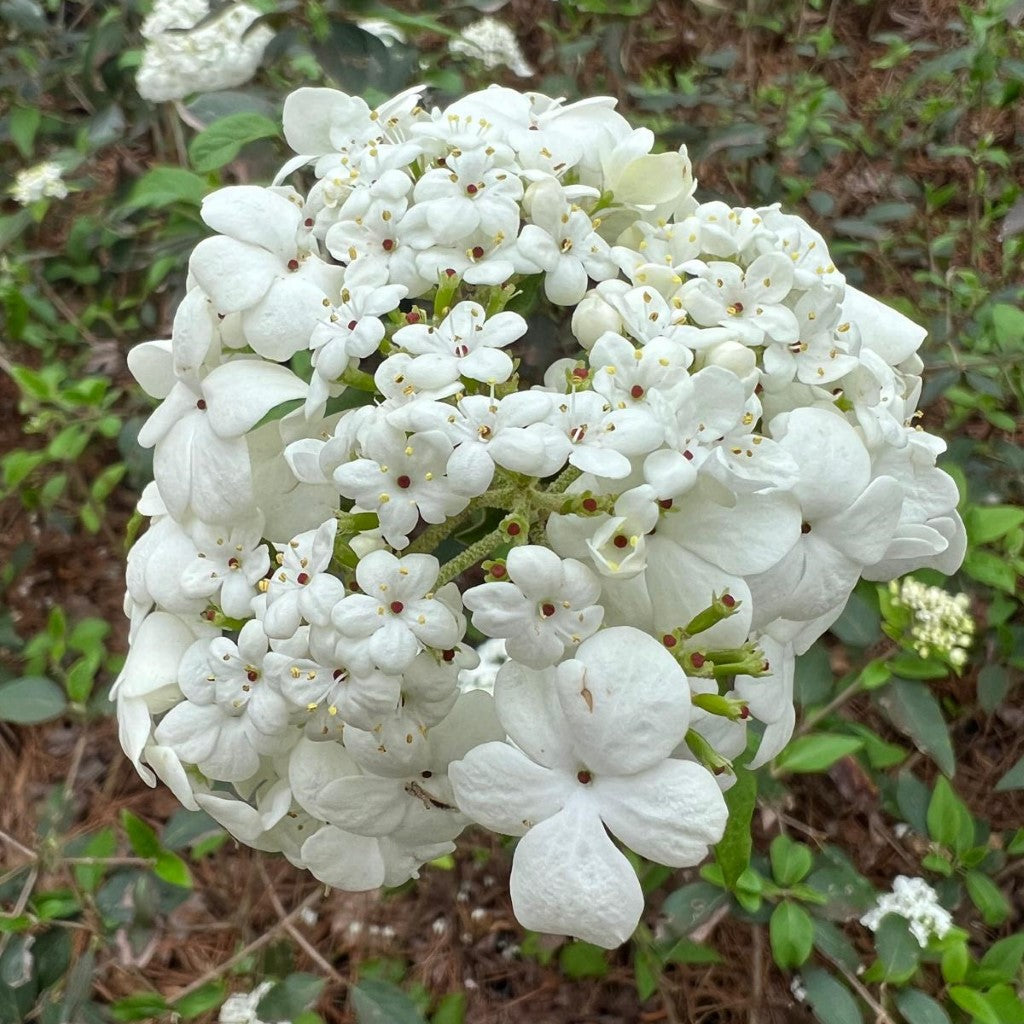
{"left": 115, "top": 84, "right": 966, "bottom": 948}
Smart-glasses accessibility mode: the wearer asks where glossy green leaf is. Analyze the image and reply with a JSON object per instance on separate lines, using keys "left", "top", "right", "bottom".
{"left": 189, "top": 112, "right": 280, "bottom": 173}
{"left": 801, "top": 966, "right": 863, "bottom": 1024}
{"left": 769, "top": 834, "right": 813, "bottom": 886}
{"left": 713, "top": 766, "right": 756, "bottom": 889}
{"left": 927, "top": 776, "right": 975, "bottom": 854}
{"left": 769, "top": 901, "right": 814, "bottom": 969}
{"left": 877, "top": 678, "right": 955, "bottom": 776}
{"left": 894, "top": 989, "right": 952, "bottom": 1024}
{"left": 774, "top": 733, "right": 863, "bottom": 774}
{"left": 965, "top": 871, "right": 1010, "bottom": 926}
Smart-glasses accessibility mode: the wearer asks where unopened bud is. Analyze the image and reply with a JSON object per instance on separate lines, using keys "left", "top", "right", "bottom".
{"left": 682, "top": 592, "right": 741, "bottom": 636}
{"left": 571, "top": 291, "right": 623, "bottom": 351}
{"left": 691, "top": 693, "right": 750, "bottom": 721}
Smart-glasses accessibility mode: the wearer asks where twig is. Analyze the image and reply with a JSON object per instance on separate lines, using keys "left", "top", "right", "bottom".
{"left": 0, "top": 866, "right": 38, "bottom": 958}
{"left": 0, "top": 828, "right": 37, "bottom": 861}
{"left": 819, "top": 948, "right": 898, "bottom": 1024}
{"left": 749, "top": 925, "right": 763, "bottom": 1024}
{"left": 257, "top": 861, "right": 343, "bottom": 984}
{"left": 171, "top": 888, "right": 324, "bottom": 1001}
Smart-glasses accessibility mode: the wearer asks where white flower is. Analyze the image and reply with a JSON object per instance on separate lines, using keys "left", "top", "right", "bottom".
{"left": 860, "top": 876, "right": 953, "bottom": 947}
{"left": 450, "top": 17, "right": 533, "bottom": 77}
{"left": 11, "top": 162, "right": 68, "bottom": 205}
{"left": 219, "top": 981, "right": 274, "bottom": 1024}
{"left": 450, "top": 628, "right": 728, "bottom": 947}
{"left": 888, "top": 577, "right": 974, "bottom": 665}
{"left": 180, "top": 515, "right": 270, "bottom": 619}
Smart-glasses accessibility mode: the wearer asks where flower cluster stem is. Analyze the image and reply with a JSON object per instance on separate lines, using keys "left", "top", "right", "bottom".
{"left": 436, "top": 525, "right": 507, "bottom": 587}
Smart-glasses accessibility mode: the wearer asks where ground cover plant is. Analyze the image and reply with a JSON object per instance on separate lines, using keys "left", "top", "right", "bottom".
{"left": 0, "top": 1, "right": 1022, "bottom": 1022}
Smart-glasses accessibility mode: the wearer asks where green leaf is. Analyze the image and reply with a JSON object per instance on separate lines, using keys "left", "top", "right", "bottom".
{"left": 126, "top": 166, "right": 208, "bottom": 209}
{"left": 769, "top": 901, "right": 814, "bottom": 969}
{"left": 894, "top": 989, "right": 952, "bottom": 1024}
{"left": 927, "top": 776, "right": 975, "bottom": 855}
{"left": 189, "top": 112, "right": 280, "bottom": 173}
{"left": 661, "top": 938, "right": 722, "bottom": 965}
{"left": 769, "top": 835, "right": 813, "bottom": 886}
{"left": 173, "top": 980, "right": 227, "bottom": 1019}
{"left": 843, "top": 722, "right": 907, "bottom": 769}
{"left": 774, "top": 733, "right": 863, "bottom": 774}
{"left": 948, "top": 986, "right": 1002, "bottom": 1024}
{"left": 430, "top": 992, "right": 466, "bottom": 1024}
{"left": 9, "top": 106, "right": 41, "bottom": 159}
{"left": 978, "top": 665, "right": 1010, "bottom": 713}
{"left": 801, "top": 967, "right": 863, "bottom": 1024}
{"left": 874, "top": 914, "right": 920, "bottom": 982}
{"left": 121, "top": 810, "right": 161, "bottom": 858}
{"left": 110, "top": 993, "right": 168, "bottom": 1021}
{"left": 941, "top": 938, "right": 969, "bottom": 984}
{"left": 559, "top": 941, "right": 608, "bottom": 979}
{"left": 962, "top": 549, "right": 1018, "bottom": 594}
{"left": 831, "top": 589, "right": 881, "bottom": 647}
{"left": 154, "top": 850, "right": 193, "bottom": 889}
{"left": 974, "top": 934, "right": 1024, "bottom": 985}
{"left": 1008, "top": 828, "right": 1024, "bottom": 856}
{"left": 70, "top": 828, "right": 116, "bottom": 892}
{"left": 713, "top": 766, "right": 756, "bottom": 889}
{"left": 896, "top": 771, "right": 931, "bottom": 835}
{"left": 992, "top": 303, "right": 1024, "bottom": 348}
{"left": 661, "top": 881, "right": 730, "bottom": 936}
{"left": 351, "top": 980, "right": 426, "bottom": 1024}
{"left": 965, "top": 871, "right": 1010, "bottom": 925}
{"left": 632, "top": 942, "right": 660, "bottom": 1001}
{"left": 257, "top": 974, "right": 325, "bottom": 1022}
{"left": 967, "top": 505, "right": 1024, "bottom": 544}
{"left": 995, "top": 753, "right": 1024, "bottom": 792}
{"left": 0, "top": 675, "right": 67, "bottom": 724}
{"left": 877, "top": 678, "right": 955, "bottom": 776}
{"left": 812, "top": 919, "right": 861, "bottom": 972}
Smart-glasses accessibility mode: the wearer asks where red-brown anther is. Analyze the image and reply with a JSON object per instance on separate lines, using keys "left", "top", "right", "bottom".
{"left": 454, "top": 343, "right": 470, "bottom": 358}
{"left": 657, "top": 498, "right": 673, "bottom": 510}
{"left": 348, "top": 320, "right": 358, "bottom": 330}
{"left": 490, "top": 564, "right": 507, "bottom": 579}
{"left": 721, "top": 593, "right": 736, "bottom": 608}
{"left": 422, "top": 769, "right": 433, "bottom": 778}
{"left": 506, "top": 522, "right": 521, "bottom": 536}
{"left": 390, "top": 601, "right": 404, "bottom": 614}
{"left": 202, "top": 608, "right": 216, "bottom": 621}
{"left": 466, "top": 183, "right": 479, "bottom": 194}
{"left": 612, "top": 535, "right": 629, "bottom": 549}
{"left": 227, "top": 557, "right": 240, "bottom": 569}
{"left": 801, "top": 522, "right": 812, "bottom": 534}
{"left": 441, "top": 649, "right": 456, "bottom": 662}
{"left": 576, "top": 770, "right": 592, "bottom": 784}
{"left": 405, "top": 311, "right": 421, "bottom": 324}
{"left": 396, "top": 475, "right": 412, "bottom": 489}
{"left": 541, "top": 602, "right": 556, "bottom": 618}
{"left": 196, "top": 399, "right": 207, "bottom": 410}
{"left": 296, "top": 572, "right": 310, "bottom": 585}
{"left": 582, "top": 497, "right": 598, "bottom": 512}
{"left": 662, "top": 634, "right": 677, "bottom": 648}
{"left": 304, "top": 218, "right": 314, "bottom": 227}
{"left": 572, "top": 367, "right": 588, "bottom": 380}
{"left": 683, "top": 450, "right": 694, "bottom": 461}
{"left": 246, "top": 670, "right": 258, "bottom": 682}
{"left": 333, "top": 669, "right": 345, "bottom": 680}
{"left": 690, "top": 652, "right": 706, "bottom": 668}
{"left": 740, "top": 705, "right": 750, "bottom": 720}
{"left": 287, "top": 258, "right": 300, "bottom": 270}
{"left": 471, "top": 245, "right": 485, "bottom": 259}
{"left": 762, "top": 660, "right": 771, "bottom": 672}
{"left": 381, "top": 239, "right": 395, "bottom": 252}
{"left": 630, "top": 384, "right": 645, "bottom": 399}
{"left": 445, "top": 268, "right": 457, "bottom": 278}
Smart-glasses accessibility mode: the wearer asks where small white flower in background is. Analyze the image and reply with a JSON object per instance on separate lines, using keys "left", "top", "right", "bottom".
{"left": 136, "top": 0, "right": 273, "bottom": 103}
{"left": 860, "top": 875, "right": 953, "bottom": 948}
{"left": 450, "top": 17, "right": 533, "bottom": 77}
{"left": 11, "top": 162, "right": 68, "bottom": 205}
{"left": 459, "top": 638, "right": 508, "bottom": 693}
{"left": 889, "top": 577, "right": 974, "bottom": 667}
{"left": 218, "top": 981, "right": 274, "bottom": 1024}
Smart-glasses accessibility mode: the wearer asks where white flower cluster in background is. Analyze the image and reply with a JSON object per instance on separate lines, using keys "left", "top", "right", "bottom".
{"left": 888, "top": 577, "right": 974, "bottom": 667}
{"left": 11, "top": 161, "right": 68, "bottom": 205}
{"left": 450, "top": 17, "right": 533, "bottom": 77}
{"left": 860, "top": 875, "right": 953, "bottom": 947}
{"left": 218, "top": 981, "right": 274, "bottom": 1024}
{"left": 136, "top": 0, "right": 273, "bottom": 103}
{"left": 115, "top": 84, "right": 967, "bottom": 949}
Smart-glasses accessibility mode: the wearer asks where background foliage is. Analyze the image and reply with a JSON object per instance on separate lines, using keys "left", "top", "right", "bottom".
{"left": 0, "top": 0, "right": 1022, "bottom": 1021}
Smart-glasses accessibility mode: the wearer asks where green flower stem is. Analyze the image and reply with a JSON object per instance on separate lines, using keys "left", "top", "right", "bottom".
{"left": 339, "top": 365, "right": 377, "bottom": 392}
{"left": 685, "top": 729, "right": 733, "bottom": 775}
{"left": 436, "top": 525, "right": 507, "bottom": 588}
{"left": 545, "top": 465, "right": 582, "bottom": 494}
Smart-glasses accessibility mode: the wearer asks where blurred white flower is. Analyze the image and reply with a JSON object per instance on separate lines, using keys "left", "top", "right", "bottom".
{"left": 889, "top": 577, "right": 974, "bottom": 666}
{"left": 860, "top": 875, "right": 953, "bottom": 947}
{"left": 450, "top": 17, "right": 533, "bottom": 77}
{"left": 11, "top": 162, "right": 68, "bottom": 205}
{"left": 137, "top": 0, "right": 273, "bottom": 103}
{"left": 219, "top": 981, "right": 274, "bottom": 1024}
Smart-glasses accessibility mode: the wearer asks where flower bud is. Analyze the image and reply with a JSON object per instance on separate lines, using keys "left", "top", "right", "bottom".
{"left": 682, "top": 591, "right": 741, "bottom": 637}
{"left": 702, "top": 340, "right": 759, "bottom": 391}
{"left": 571, "top": 292, "right": 623, "bottom": 351}
{"left": 691, "top": 693, "right": 750, "bottom": 721}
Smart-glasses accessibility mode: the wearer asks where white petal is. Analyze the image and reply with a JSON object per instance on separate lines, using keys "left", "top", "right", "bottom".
{"left": 189, "top": 236, "right": 280, "bottom": 313}
{"left": 201, "top": 186, "right": 302, "bottom": 255}
{"left": 510, "top": 796, "right": 643, "bottom": 948}
{"left": 301, "top": 825, "right": 385, "bottom": 891}
{"left": 203, "top": 360, "right": 308, "bottom": 438}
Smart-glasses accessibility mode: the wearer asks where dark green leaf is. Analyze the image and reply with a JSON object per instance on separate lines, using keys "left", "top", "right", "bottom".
{"left": 927, "top": 776, "right": 975, "bottom": 854}
{"left": 0, "top": 675, "right": 67, "bottom": 724}
{"left": 69, "top": 828, "right": 116, "bottom": 892}
{"left": 661, "top": 881, "right": 729, "bottom": 936}
{"left": 351, "top": 980, "right": 426, "bottom": 1024}
{"left": 995, "top": 754, "right": 1024, "bottom": 792}
{"left": 874, "top": 914, "right": 920, "bottom": 982}
{"left": 801, "top": 967, "right": 863, "bottom": 1024}
{"left": 713, "top": 767, "right": 756, "bottom": 889}
{"left": 769, "top": 835, "right": 813, "bottom": 887}
{"left": 831, "top": 589, "right": 880, "bottom": 647}
{"left": 34, "top": 928, "right": 72, "bottom": 989}
{"left": 877, "top": 679, "right": 955, "bottom": 776}
{"left": 121, "top": 811, "right": 161, "bottom": 858}
{"left": 774, "top": 734, "right": 863, "bottom": 774}
{"left": 189, "top": 113, "right": 280, "bottom": 173}
{"left": 769, "top": 901, "right": 814, "bottom": 969}
{"left": 812, "top": 919, "right": 861, "bottom": 972}
{"left": 894, "top": 989, "right": 952, "bottom": 1024}
{"left": 793, "top": 641, "right": 833, "bottom": 706}
{"left": 430, "top": 992, "right": 466, "bottom": 1024}
{"left": 9, "top": 107, "right": 40, "bottom": 159}
{"left": 257, "top": 974, "right": 325, "bottom": 1022}
{"left": 896, "top": 771, "right": 931, "bottom": 835}
{"left": 978, "top": 665, "right": 1010, "bottom": 713}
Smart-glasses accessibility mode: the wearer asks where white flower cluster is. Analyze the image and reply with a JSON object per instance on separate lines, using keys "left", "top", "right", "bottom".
{"left": 450, "top": 18, "right": 533, "bottom": 78}
{"left": 136, "top": 0, "right": 273, "bottom": 103}
{"left": 888, "top": 577, "right": 973, "bottom": 667}
{"left": 115, "top": 85, "right": 966, "bottom": 949}
{"left": 218, "top": 981, "right": 273, "bottom": 1024}
{"left": 11, "top": 162, "right": 68, "bottom": 205}
{"left": 860, "top": 875, "right": 953, "bottom": 947}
